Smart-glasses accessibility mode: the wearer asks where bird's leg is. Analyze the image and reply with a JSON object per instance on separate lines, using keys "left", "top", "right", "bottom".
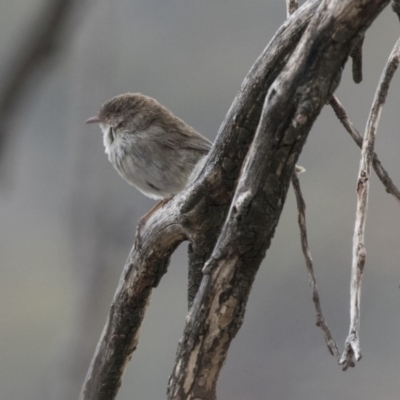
{"left": 135, "top": 195, "right": 174, "bottom": 249}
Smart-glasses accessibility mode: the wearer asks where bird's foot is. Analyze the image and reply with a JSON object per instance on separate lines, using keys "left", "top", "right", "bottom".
{"left": 134, "top": 197, "right": 173, "bottom": 251}
{"left": 134, "top": 217, "right": 146, "bottom": 250}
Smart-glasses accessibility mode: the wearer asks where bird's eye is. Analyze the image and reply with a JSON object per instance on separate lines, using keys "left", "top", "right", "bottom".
{"left": 109, "top": 127, "right": 115, "bottom": 143}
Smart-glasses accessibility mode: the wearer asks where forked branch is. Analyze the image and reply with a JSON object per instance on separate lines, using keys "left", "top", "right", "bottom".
{"left": 330, "top": 96, "right": 400, "bottom": 203}
{"left": 168, "top": 1, "right": 388, "bottom": 398}
{"left": 80, "top": 1, "right": 390, "bottom": 399}
{"left": 80, "top": 1, "right": 323, "bottom": 398}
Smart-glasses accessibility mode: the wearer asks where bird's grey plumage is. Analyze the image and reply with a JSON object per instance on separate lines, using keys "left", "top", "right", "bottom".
{"left": 97, "top": 93, "right": 212, "bottom": 199}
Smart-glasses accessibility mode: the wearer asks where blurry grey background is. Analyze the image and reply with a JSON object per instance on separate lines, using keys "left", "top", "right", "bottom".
{"left": 1, "top": 1, "right": 400, "bottom": 399}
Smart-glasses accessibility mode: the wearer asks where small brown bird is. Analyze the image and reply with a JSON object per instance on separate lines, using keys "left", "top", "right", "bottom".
{"left": 86, "top": 93, "right": 212, "bottom": 242}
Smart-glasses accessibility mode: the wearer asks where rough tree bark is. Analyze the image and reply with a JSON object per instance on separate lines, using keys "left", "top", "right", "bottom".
{"left": 186, "top": 0, "right": 320, "bottom": 306}
{"left": 79, "top": 1, "right": 389, "bottom": 399}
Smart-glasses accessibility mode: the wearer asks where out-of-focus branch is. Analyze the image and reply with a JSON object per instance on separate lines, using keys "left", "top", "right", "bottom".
{"left": 340, "top": 36, "right": 400, "bottom": 370}
{"left": 0, "top": 0, "right": 89, "bottom": 163}
{"left": 330, "top": 95, "right": 400, "bottom": 203}
{"left": 291, "top": 173, "right": 340, "bottom": 359}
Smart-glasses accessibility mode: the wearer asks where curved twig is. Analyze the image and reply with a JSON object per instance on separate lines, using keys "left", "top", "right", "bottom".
{"left": 291, "top": 173, "right": 340, "bottom": 359}
{"left": 340, "top": 36, "right": 400, "bottom": 370}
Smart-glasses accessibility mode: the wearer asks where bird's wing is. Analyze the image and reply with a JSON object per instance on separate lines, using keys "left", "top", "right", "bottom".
{"left": 147, "top": 121, "right": 211, "bottom": 154}
{"left": 167, "top": 127, "right": 212, "bottom": 154}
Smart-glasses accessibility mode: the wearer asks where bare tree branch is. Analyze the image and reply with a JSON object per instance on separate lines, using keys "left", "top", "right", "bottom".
{"left": 340, "top": 36, "right": 400, "bottom": 370}
{"left": 291, "top": 173, "right": 340, "bottom": 359}
{"left": 168, "top": 1, "right": 388, "bottom": 398}
{"left": 78, "top": 210, "right": 185, "bottom": 400}
{"left": 0, "top": 0, "right": 89, "bottom": 163}
{"left": 330, "top": 95, "right": 400, "bottom": 203}
{"left": 79, "top": 2, "right": 323, "bottom": 398}
{"left": 186, "top": 0, "right": 321, "bottom": 307}
{"left": 79, "top": 1, "right": 391, "bottom": 398}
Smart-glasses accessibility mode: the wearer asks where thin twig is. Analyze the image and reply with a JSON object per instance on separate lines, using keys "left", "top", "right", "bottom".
{"left": 288, "top": 0, "right": 339, "bottom": 360}
{"left": 286, "top": 0, "right": 299, "bottom": 17}
{"left": 350, "top": 36, "right": 364, "bottom": 83}
{"left": 340, "top": 37, "right": 400, "bottom": 370}
{"left": 330, "top": 95, "right": 400, "bottom": 203}
{"left": 291, "top": 173, "right": 340, "bottom": 359}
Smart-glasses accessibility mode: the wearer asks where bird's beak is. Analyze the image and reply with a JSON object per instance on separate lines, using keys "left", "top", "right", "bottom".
{"left": 85, "top": 115, "right": 101, "bottom": 124}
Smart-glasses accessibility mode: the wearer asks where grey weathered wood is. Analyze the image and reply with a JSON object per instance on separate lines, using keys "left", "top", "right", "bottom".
{"left": 167, "top": 1, "right": 389, "bottom": 398}
{"left": 79, "top": 2, "right": 321, "bottom": 399}
{"left": 79, "top": 208, "right": 186, "bottom": 400}
{"left": 79, "top": 0, "right": 389, "bottom": 399}
{"left": 330, "top": 95, "right": 400, "bottom": 204}
{"left": 340, "top": 36, "right": 400, "bottom": 370}
{"left": 186, "top": 0, "right": 321, "bottom": 306}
